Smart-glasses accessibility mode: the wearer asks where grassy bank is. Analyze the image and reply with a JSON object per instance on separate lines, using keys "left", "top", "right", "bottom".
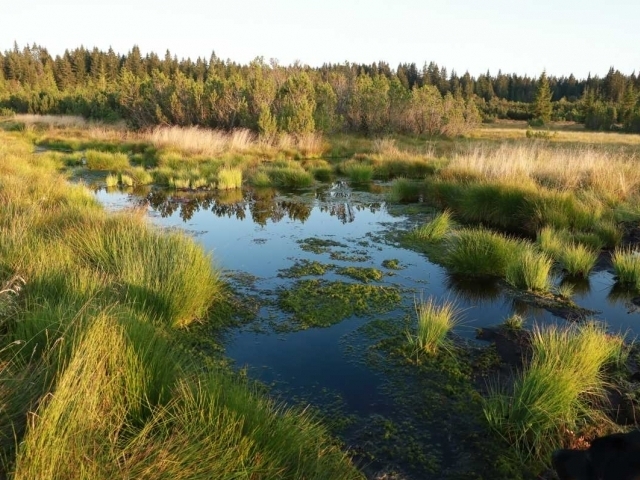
{"left": 0, "top": 130, "right": 362, "bottom": 479}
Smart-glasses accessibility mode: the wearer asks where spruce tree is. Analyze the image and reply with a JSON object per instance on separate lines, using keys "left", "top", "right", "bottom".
{"left": 533, "top": 71, "right": 553, "bottom": 124}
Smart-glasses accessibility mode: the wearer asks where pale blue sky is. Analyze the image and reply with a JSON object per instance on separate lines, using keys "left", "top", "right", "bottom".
{"left": 3, "top": 0, "right": 639, "bottom": 78}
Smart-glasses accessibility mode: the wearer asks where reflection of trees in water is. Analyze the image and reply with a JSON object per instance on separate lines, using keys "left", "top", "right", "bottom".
{"left": 135, "top": 184, "right": 382, "bottom": 225}
{"left": 315, "top": 182, "right": 382, "bottom": 224}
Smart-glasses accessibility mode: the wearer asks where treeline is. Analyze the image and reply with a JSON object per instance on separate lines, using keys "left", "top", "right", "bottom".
{"left": 1, "top": 43, "right": 639, "bottom": 133}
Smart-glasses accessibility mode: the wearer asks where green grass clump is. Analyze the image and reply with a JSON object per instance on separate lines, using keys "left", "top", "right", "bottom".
{"left": 389, "top": 177, "right": 421, "bottom": 202}
{"left": 85, "top": 150, "right": 130, "bottom": 171}
{"left": 538, "top": 227, "right": 598, "bottom": 277}
{"left": 612, "top": 248, "right": 640, "bottom": 289}
{"left": 119, "top": 173, "right": 134, "bottom": 187}
{"left": 411, "top": 211, "right": 452, "bottom": 243}
{"left": 169, "top": 177, "right": 191, "bottom": 190}
{"left": 445, "top": 228, "right": 517, "bottom": 278}
{"left": 70, "top": 214, "right": 221, "bottom": 327}
{"left": 502, "top": 314, "right": 524, "bottom": 330}
{"left": 217, "top": 167, "right": 242, "bottom": 190}
{"left": 558, "top": 243, "right": 598, "bottom": 278}
{"left": 484, "top": 323, "right": 624, "bottom": 460}
{"left": 505, "top": 246, "right": 552, "bottom": 292}
{"left": 249, "top": 170, "right": 272, "bottom": 187}
{"left": 312, "top": 166, "right": 333, "bottom": 182}
{"left": 342, "top": 162, "right": 374, "bottom": 183}
{"left": 105, "top": 173, "right": 118, "bottom": 187}
{"left": 407, "top": 297, "right": 461, "bottom": 355}
{"left": 445, "top": 228, "right": 551, "bottom": 292}
{"left": 266, "top": 166, "right": 314, "bottom": 188}
{"left": 128, "top": 166, "right": 154, "bottom": 185}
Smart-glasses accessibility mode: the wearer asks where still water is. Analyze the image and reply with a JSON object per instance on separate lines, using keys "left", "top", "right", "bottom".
{"left": 94, "top": 181, "right": 640, "bottom": 476}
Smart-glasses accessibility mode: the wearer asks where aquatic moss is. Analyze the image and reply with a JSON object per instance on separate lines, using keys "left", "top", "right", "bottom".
{"left": 278, "top": 279, "right": 401, "bottom": 328}
{"left": 336, "top": 266, "right": 383, "bottom": 283}
{"left": 382, "top": 259, "right": 403, "bottom": 270}
{"left": 278, "top": 260, "right": 332, "bottom": 278}
{"left": 298, "top": 237, "right": 348, "bottom": 254}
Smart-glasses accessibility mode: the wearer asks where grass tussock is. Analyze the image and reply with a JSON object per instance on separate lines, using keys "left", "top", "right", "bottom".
{"left": 612, "top": 248, "right": 640, "bottom": 289}
{"left": 85, "top": 149, "right": 130, "bottom": 171}
{"left": 411, "top": 210, "right": 452, "bottom": 243}
{"left": 538, "top": 227, "right": 599, "bottom": 277}
{"left": 69, "top": 214, "right": 221, "bottom": 327}
{"left": 483, "top": 323, "right": 624, "bottom": 460}
{"left": 217, "top": 167, "right": 243, "bottom": 190}
{"left": 444, "top": 228, "right": 551, "bottom": 292}
{"left": 407, "top": 297, "right": 461, "bottom": 355}
{"left": 341, "top": 161, "right": 374, "bottom": 183}
{"left": 389, "top": 177, "right": 421, "bottom": 202}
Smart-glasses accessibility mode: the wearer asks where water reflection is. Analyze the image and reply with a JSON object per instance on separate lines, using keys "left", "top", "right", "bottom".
{"left": 445, "top": 273, "right": 502, "bottom": 304}
{"left": 559, "top": 276, "right": 592, "bottom": 296}
{"left": 130, "top": 183, "right": 383, "bottom": 225}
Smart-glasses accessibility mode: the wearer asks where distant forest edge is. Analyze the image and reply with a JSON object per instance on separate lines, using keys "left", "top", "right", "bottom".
{"left": 1, "top": 43, "right": 639, "bottom": 134}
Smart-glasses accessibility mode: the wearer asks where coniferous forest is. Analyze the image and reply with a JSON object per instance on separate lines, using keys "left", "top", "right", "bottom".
{"left": 1, "top": 43, "right": 639, "bottom": 133}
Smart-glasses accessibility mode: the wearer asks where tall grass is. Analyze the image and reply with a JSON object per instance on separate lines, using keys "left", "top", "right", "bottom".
{"left": 69, "top": 214, "right": 221, "bottom": 327}
{"left": 407, "top": 297, "right": 461, "bottom": 355}
{"left": 85, "top": 149, "right": 130, "bottom": 171}
{"left": 484, "top": 323, "right": 624, "bottom": 460}
{"left": 389, "top": 177, "right": 421, "bottom": 202}
{"left": 612, "top": 247, "right": 640, "bottom": 289}
{"left": 217, "top": 167, "right": 242, "bottom": 190}
{"left": 341, "top": 161, "right": 374, "bottom": 183}
{"left": 538, "top": 227, "right": 599, "bottom": 277}
{"left": 411, "top": 210, "right": 452, "bottom": 242}
{"left": 505, "top": 247, "right": 552, "bottom": 292}
{"left": 445, "top": 229, "right": 551, "bottom": 292}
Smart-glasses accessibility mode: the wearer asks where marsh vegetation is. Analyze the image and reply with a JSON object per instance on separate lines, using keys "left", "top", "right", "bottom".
{"left": 2, "top": 115, "right": 640, "bottom": 479}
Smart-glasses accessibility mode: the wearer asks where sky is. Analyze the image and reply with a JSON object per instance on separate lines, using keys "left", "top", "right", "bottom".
{"left": 3, "top": 0, "right": 639, "bottom": 79}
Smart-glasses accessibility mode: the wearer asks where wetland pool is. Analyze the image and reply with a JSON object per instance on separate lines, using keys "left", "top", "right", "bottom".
{"left": 94, "top": 181, "right": 640, "bottom": 478}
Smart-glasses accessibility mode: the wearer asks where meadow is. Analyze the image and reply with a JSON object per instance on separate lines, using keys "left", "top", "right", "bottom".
{"left": 2, "top": 113, "right": 640, "bottom": 478}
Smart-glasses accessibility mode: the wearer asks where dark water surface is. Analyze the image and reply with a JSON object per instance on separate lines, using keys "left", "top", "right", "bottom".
{"left": 94, "top": 182, "right": 640, "bottom": 477}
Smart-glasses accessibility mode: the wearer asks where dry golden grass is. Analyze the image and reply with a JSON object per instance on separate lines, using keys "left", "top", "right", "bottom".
{"left": 15, "top": 114, "right": 89, "bottom": 128}
{"left": 444, "top": 143, "right": 640, "bottom": 202}
{"left": 472, "top": 124, "right": 640, "bottom": 146}
{"left": 147, "top": 126, "right": 325, "bottom": 157}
